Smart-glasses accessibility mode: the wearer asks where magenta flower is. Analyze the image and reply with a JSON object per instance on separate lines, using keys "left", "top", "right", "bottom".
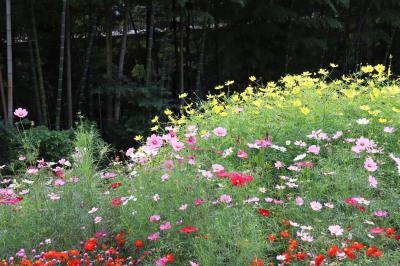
{"left": 374, "top": 210, "right": 388, "bottom": 217}
{"left": 236, "top": 150, "right": 248, "bottom": 159}
{"left": 219, "top": 194, "right": 232, "bottom": 203}
{"left": 147, "top": 231, "right": 160, "bottom": 241}
{"left": 368, "top": 175, "right": 378, "bottom": 188}
{"left": 149, "top": 214, "right": 161, "bottom": 222}
{"left": 160, "top": 221, "right": 171, "bottom": 231}
{"left": 213, "top": 127, "right": 227, "bottom": 137}
{"left": 13, "top": 108, "right": 28, "bottom": 118}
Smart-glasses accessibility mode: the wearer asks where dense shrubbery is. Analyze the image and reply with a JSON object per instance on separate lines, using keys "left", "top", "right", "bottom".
{"left": 1, "top": 64, "right": 400, "bottom": 265}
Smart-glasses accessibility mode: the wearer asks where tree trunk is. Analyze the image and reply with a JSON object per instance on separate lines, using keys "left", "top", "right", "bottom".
{"left": 31, "top": 0, "right": 49, "bottom": 127}
{"left": 0, "top": 56, "right": 7, "bottom": 122}
{"left": 179, "top": 8, "right": 185, "bottom": 98}
{"left": 106, "top": 8, "right": 113, "bottom": 126}
{"left": 66, "top": 3, "right": 73, "bottom": 128}
{"left": 55, "top": 0, "right": 68, "bottom": 130}
{"left": 6, "top": 0, "right": 13, "bottom": 124}
{"left": 195, "top": 20, "right": 208, "bottom": 98}
{"left": 28, "top": 39, "right": 43, "bottom": 124}
{"left": 145, "top": 0, "right": 154, "bottom": 86}
{"left": 77, "top": 18, "right": 96, "bottom": 113}
{"left": 114, "top": 0, "right": 129, "bottom": 123}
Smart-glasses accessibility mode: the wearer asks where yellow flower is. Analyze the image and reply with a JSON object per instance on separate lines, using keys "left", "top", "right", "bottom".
{"left": 151, "top": 115, "right": 159, "bottom": 123}
{"left": 300, "top": 107, "right": 310, "bottom": 115}
{"left": 134, "top": 135, "right": 143, "bottom": 141}
{"left": 178, "top": 92, "right": 188, "bottom": 99}
{"left": 150, "top": 125, "right": 159, "bottom": 132}
{"left": 318, "top": 68, "right": 329, "bottom": 76}
{"left": 253, "top": 99, "right": 263, "bottom": 107}
{"left": 360, "top": 105, "right": 370, "bottom": 111}
{"left": 249, "top": 76, "right": 256, "bottom": 82}
{"left": 225, "top": 80, "right": 235, "bottom": 86}
{"left": 361, "top": 65, "right": 374, "bottom": 73}
{"left": 292, "top": 99, "right": 302, "bottom": 107}
{"left": 164, "top": 109, "right": 173, "bottom": 116}
{"left": 212, "top": 105, "right": 224, "bottom": 114}
{"left": 330, "top": 63, "right": 339, "bottom": 68}
{"left": 231, "top": 94, "right": 240, "bottom": 103}
{"left": 392, "top": 107, "right": 400, "bottom": 113}
{"left": 186, "top": 109, "right": 195, "bottom": 115}
{"left": 374, "top": 64, "right": 385, "bottom": 73}
{"left": 219, "top": 112, "right": 228, "bottom": 117}
{"left": 214, "top": 85, "right": 224, "bottom": 90}
{"left": 378, "top": 118, "right": 387, "bottom": 123}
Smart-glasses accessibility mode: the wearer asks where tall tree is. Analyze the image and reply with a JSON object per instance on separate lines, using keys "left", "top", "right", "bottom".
{"left": 0, "top": 54, "right": 7, "bottom": 122}
{"left": 114, "top": 0, "right": 129, "bottom": 123}
{"left": 6, "top": 0, "right": 13, "bottom": 124}
{"left": 179, "top": 8, "right": 185, "bottom": 97}
{"left": 55, "top": 0, "right": 68, "bottom": 130}
{"left": 145, "top": 0, "right": 154, "bottom": 86}
{"left": 28, "top": 39, "right": 43, "bottom": 124}
{"left": 31, "top": 0, "right": 49, "bottom": 127}
{"left": 105, "top": 7, "right": 114, "bottom": 126}
{"left": 66, "top": 2, "right": 73, "bottom": 128}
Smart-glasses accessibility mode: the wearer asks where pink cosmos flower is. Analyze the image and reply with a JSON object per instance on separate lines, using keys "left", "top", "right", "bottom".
{"left": 163, "top": 160, "right": 174, "bottom": 171}
{"left": 328, "top": 225, "right": 343, "bottom": 236}
{"left": 213, "top": 127, "right": 227, "bottom": 137}
{"left": 14, "top": 108, "right": 28, "bottom": 118}
{"left": 236, "top": 150, "right": 248, "bottom": 159}
{"left": 368, "top": 175, "right": 378, "bottom": 188}
{"left": 332, "top": 131, "right": 343, "bottom": 139}
{"left": 18, "top": 155, "right": 26, "bottom": 161}
{"left": 189, "top": 261, "right": 200, "bottom": 266}
{"left": 384, "top": 127, "right": 395, "bottom": 133}
{"left": 147, "top": 231, "right": 160, "bottom": 241}
{"left": 160, "top": 221, "right": 171, "bottom": 231}
{"left": 149, "top": 214, "right": 161, "bottom": 222}
{"left": 310, "top": 201, "right": 323, "bottom": 211}
{"left": 364, "top": 158, "right": 378, "bottom": 172}
{"left": 186, "top": 135, "right": 197, "bottom": 146}
{"left": 212, "top": 164, "right": 224, "bottom": 173}
{"left": 94, "top": 216, "right": 102, "bottom": 224}
{"left": 201, "top": 171, "right": 213, "bottom": 178}
{"left": 146, "top": 134, "right": 163, "bottom": 149}
{"left": 54, "top": 179, "right": 65, "bottom": 186}
{"left": 88, "top": 207, "right": 98, "bottom": 214}
{"left": 179, "top": 204, "right": 188, "bottom": 211}
{"left": 219, "top": 194, "right": 232, "bottom": 203}
{"left": 308, "top": 145, "right": 320, "bottom": 155}
{"left": 153, "top": 194, "right": 161, "bottom": 201}
{"left": 274, "top": 161, "right": 284, "bottom": 169}
{"left": 370, "top": 227, "right": 384, "bottom": 234}
{"left": 103, "top": 172, "right": 118, "bottom": 179}
{"left": 295, "top": 197, "right": 304, "bottom": 206}
{"left": 161, "top": 174, "right": 169, "bottom": 182}
{"left": 374, "top": 210, "right": 388, "bottom": 217}
{"left": 170, "top": 139, "right": 185, "bottom": 151}
{"left": 26, "top": 167, "right": 38, "bottom": 174}
{"left": 194, "top": 198, "right": 204, "bottom": 206}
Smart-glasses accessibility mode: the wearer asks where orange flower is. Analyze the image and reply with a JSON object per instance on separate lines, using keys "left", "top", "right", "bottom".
{"left": 281, "top": 219, "right": 291, "bottom": 227}
{"left": 84, "top": 238, "right": 97, "bottom": 252}
{"left": 134, "top": 239, "right": 143, "bottom": 249}
{"left": 66, "top": 258, "right": 80, "bottom": 266}
{"left": 69, "top": 249, "right": 80, "bottom": 256}
{"left": 33, "top": 261, "right": 44, "bottom": 266}
{"left": 288, "top": 239, "right": 298, "bottom": 252}
{"left": 20, "top": 259, "right": 32, "bottom": 266}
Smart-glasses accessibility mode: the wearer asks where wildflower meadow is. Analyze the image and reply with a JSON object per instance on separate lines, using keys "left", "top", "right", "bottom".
{"left": 1, "top": 64, "right": 400, "bottom": 265}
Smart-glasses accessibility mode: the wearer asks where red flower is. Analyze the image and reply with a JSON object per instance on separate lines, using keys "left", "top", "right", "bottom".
{"left": 111, "top": 183, "right": 122, "bottom": 189}
{"left": 166, "top": 254, "right": 174, "bottom": 263}
{"left": 279, "top": 230, "right": 290, "bottom": 238}
{"left": 67, "top": 258, "right": 80, "bottom": 266}
{"left": 20, "top": 259, "right": 32, "bottom": 266}
{"left": 134, "top": 239, "right": 143, "bottom": 249}
{"left": 55, "top": 170, "right": 64, "bottom": 178}
{"left": 350, "top": 242, "right": 364, "bottom": 250}
{"left": 258, "top": 208, "right": 270, "bottom": 217}
{"left": 229, "top": 172, "right": 253, "bottom": 186}
{"left": 288, "top": 239, "right": 298, "bottom": 252}
{"left": 315, "top": 254, "right": 325, "bottom": 266}
{"left": 250, "top": 257, "right": 264, "bottom": 266}
{"left": 386, "top": 227, "right": 395, "bottom": 237}
{"left": 216, "top": 171, "right": 231, "bottom": 178}
{"left": 344, "top": 197, "right": 357, "bottom": 206}
{"left": 111, "top": 198, "right": 123, "bottom": 206}
{"left": 366, "top": 246, "right": 383, "bottom": 257}
{"left": 84, "top": 238, "right": 97, "bottom": 252}
{"left": 282, "top": 252, "right": 291, "bottom": 264}
{"left": 343, "top": 247, "right": 357, "bottom": 260}
{"left": 180, "top": 226, "right": 198, "bottom": 233}
{"left": 267, "top": 234, "right": 276, "bottom": 242}
{"left": 356, "top": 205, "right": 365, "bottom": 212}
{"left": 327, "top": 245, "right": 340, "bottom": 257}
{"left": 295, "top": 252, "right": 306, "bottom": 261}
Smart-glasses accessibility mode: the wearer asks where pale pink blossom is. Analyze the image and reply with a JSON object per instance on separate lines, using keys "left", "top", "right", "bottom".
{"left": 328, "top": 225, "right": 343, "bottom": 236}
{"left": 212, "top": 164, "right": 224, "bottom": 173}
{"left": 295, "top": 197, "right": 304, "bottom": 206}
{"left": 368, "top": 175, "right": 378, "bottom": 188}
{"left": 149, "top": 214, "right": 161, "bottom": 222}
{"left": 307, "top": 145, "right": 320, "bottom": 155}
{"left": 213, "top": 127, "right": 227, "bottom": 137}
{"left": 14, "top": 108, "right": 28, "bottom": 118}
{"left": 364, "top": 158, "right": 378, "bottom": 172}
{"left": 310, "top": 201, "right": 322, "bottom": 211}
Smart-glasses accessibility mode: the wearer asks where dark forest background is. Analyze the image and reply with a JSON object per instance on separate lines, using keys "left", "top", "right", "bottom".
{"left": 1, "top": 0, "right": 400, "bottom": 153}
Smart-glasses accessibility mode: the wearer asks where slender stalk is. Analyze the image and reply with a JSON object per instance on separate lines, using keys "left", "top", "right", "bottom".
{"left": 6, "top": 0, "right": 13, "bottom": 124}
